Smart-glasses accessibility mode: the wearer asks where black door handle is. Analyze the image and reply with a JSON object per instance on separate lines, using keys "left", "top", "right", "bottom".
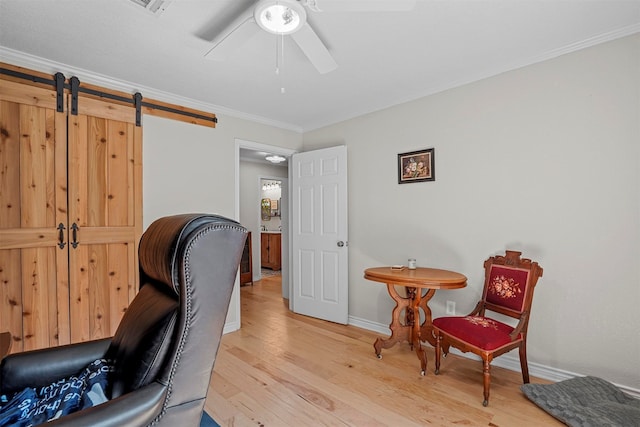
{"left": 57, "top": 223, "right": 66, "bottom": 249}
{"left": 71, "top": 223, "right": 79, "bottom": 248}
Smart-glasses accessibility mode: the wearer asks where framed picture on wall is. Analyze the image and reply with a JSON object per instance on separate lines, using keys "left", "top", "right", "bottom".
{"left": 398, "top": 148, "right": 435, "bottom": 184}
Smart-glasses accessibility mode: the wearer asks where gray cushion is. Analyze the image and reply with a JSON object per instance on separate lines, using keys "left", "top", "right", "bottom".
{"left": 521, "top": 376, "right": 640, "bottom": 427}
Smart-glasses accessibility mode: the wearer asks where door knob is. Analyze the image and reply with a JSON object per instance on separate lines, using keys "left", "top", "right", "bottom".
{"left": 337, "top": 241, "right": 344, "bottom": 247}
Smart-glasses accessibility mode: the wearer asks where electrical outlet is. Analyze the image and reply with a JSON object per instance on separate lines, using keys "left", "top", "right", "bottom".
{"left": 446, "top": 300, "right": 456, "bottom": 315}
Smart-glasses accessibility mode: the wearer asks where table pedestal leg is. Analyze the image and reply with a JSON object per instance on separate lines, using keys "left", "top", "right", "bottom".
{"left": 418, "top": 288, "right": 437, "bottom": 347}
{"left": 374, "top": 284, "right": 435, "bottom": 375}
{"left": 411, "top": 287, "right": 432, "bottom": 375}
{"left": 373, "top": 284, "right": 411, "bottom": 357}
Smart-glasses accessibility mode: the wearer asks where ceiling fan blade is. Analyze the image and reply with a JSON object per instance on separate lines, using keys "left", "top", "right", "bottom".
{"left": 290, "top": 23, "right": 338, "bottom": 74}
{"left": 308, "top": 0, "right": 416, "bottom": 12}
{"left": 204, "top": 9, "right": 260, "bottom": 61}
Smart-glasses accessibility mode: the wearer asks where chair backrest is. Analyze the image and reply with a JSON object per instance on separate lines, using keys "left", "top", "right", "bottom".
{"left": 480, "top": 250, "right": 543, "bottom": 321}
{"left": 105, "top": 214, "right": 247, "bottom": 424}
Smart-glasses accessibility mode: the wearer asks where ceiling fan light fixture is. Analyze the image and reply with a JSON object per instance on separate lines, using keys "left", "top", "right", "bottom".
{"left": 255, "top": 0, "right": 307, "bottom": 35}
{"left": 265, "top": 155, "right": 286, "bottom": 164}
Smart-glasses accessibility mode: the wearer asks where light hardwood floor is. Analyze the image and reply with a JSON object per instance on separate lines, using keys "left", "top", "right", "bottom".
{"left": 205, "top": 276, "right": 560, "bottom": 426}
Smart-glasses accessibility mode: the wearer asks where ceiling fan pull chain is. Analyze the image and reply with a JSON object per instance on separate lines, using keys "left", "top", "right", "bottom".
{"left": 275, "top": 33, "right": 280, "bottom": 75}
{"left": 280, "top": 33, "right": 286, "bottom": 94}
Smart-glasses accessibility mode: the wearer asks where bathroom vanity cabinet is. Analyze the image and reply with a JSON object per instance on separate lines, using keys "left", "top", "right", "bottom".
{"left": 261, "top": 232, "right": 281, "bottom": 270}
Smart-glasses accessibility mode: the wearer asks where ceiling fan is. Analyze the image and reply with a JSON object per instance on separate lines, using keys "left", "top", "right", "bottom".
{"left": 204, "top": 0, "right": 416, "bottom": 74}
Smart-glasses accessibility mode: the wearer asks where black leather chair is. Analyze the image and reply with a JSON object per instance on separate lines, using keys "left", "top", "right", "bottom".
{"left": 0, "top": 214, "right": 247, "bottom": 426}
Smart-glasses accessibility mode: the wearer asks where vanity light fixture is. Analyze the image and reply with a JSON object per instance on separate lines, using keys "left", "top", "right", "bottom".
{"left": 262, "top": 181, "right": 281, "bottom": 191}
{"left": 265, "top": 155, "right": 286, "bottom": 164}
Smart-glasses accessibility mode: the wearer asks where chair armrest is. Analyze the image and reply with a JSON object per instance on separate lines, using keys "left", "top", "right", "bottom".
{"left": 45, "top": 382, "right": 167, "bottom": 427}
{"left": 0, "top": 338, "right": 111, "bottom": 395}
{"left": 509, "top": 311, "right": 529, "bottom": 341}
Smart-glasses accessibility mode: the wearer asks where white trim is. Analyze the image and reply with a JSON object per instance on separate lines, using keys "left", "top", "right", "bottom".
{"left": 303, "top": 24, "right": 640, "bottom": 131}
{"left": 400, "top": 23, "right": 640, "bottom": 111}
{"left": 3, "top": 23, "right": 638, "bottom": 133}
{"left": 223, "top": 319, "right": 240, "bottom": 335}
{"left": 348, "top": 316, "right": 389, "bottom": 335}
{"left": 347, "top": 315, "right": 640, "bottom": 399}
{"left": 233, "top": 138, "right": 297, "bottom": 331}
{"left": 0, "top": 46, "right": 303, "bottom": 133}
{"left": 236, "top": 139, "right": 297, "bottom": 158}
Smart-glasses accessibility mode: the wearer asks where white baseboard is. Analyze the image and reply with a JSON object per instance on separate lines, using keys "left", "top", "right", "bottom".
{"left": 348, "top": 315, "right": 640, "bottom": 399}
{"left": 223, "top": 320, "right": 240, "bottom": 335}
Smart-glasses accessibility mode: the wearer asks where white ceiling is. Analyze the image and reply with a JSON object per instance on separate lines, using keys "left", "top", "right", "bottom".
{"left": 1, "top": 1, "right": 639, "bottom": 133}
{"left": 239, "top": 147, "right": 289, "bottom": 166}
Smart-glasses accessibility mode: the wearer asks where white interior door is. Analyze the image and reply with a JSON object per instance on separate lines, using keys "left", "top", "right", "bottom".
{"left": 280, "top": 178, "right": 289, "bottom": 299}
{"left": 291, "top": 146, "right": 348, "bottom": 324}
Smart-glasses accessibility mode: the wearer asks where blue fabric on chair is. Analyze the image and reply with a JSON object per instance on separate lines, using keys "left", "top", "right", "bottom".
{"left": 200, "top": 411, "right": 220, "bottom": 427}
{"left": 0, "top": 214, "right": 246, "bottom": 426}
{"left": 0, "top": 359, "right": 112, "bottom": 426}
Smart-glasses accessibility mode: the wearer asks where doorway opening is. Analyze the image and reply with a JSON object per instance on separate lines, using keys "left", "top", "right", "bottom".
{"left": 234, "top": 139, "right": 296, "bottom": 331}
{"left": 259, "top": 178, "right": 283, "bottom": 277}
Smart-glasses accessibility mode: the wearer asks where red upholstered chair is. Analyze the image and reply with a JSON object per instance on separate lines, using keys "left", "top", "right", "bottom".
{"left": 432, "top": 250, "right": 543, "bottom": 406}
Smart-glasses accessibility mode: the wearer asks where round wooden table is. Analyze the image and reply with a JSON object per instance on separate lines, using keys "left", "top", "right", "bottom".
{"left": 364, "top": 266, "right": 467, "bottom": 375}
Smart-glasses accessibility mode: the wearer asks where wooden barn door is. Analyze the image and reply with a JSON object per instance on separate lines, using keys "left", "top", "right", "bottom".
{"left": 66, "top": 94, "right": 141, "bottom": 343}
{"left": 0, "top": 77, "right": 142, "bottom": 352}
{"left": 0, "top": 80, "right": 69, "bottom": 352}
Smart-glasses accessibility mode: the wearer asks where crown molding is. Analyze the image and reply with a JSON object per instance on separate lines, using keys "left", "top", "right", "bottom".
{"left": 0, "top": 46, "right": 303, "bottom": 133}
{"left": 304, "top": 24, "right": 640, "bottom": 132}
{"left": 3, "top": 24, "right": 637, "bottom": 134}
{"left": 400, "top": 24, "right": 640, "bottom": 110}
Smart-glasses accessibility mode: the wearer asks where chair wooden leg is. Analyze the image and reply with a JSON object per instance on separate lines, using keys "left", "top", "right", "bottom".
{"left": 434, "top": 333, "right": 441, "bottom": 375}
{"left": 482, "top": 359, "right": 491, "bottom": 407}
{"left": 519, "top": 343, "right": 530, "bottom": 384}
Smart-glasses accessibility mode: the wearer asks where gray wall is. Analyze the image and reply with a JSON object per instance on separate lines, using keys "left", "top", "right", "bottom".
{"left": 141, "top": 34, "right": 638, "bottom": 391}
{"left": 143, "top": 115, "right": 301, "bottom": 229}
{"left": 13, "top": 13, "right": 637, "bottom": 397}
{"left": 303, "top": 34, "right": 640, "bottom": 390}
{"left": 143, "top": 114, "right": 302, "bottom": 330}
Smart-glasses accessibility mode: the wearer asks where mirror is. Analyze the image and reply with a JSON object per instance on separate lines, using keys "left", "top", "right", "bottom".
{"left": 261, "top": 198, "right": 271, "bottom": 221}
